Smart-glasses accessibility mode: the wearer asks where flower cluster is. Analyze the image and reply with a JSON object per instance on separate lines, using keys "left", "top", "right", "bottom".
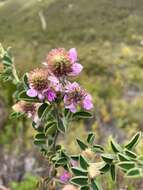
{"left": 25, "top": 48, "right": 93, "bottom": 113}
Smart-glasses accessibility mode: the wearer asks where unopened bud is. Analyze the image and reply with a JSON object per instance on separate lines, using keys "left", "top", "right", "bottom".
{"left": 88, "top": 162, "right": 103, "bottom": 179}
{"left": 82, "top": 148, "right": 94, "bottom": 160}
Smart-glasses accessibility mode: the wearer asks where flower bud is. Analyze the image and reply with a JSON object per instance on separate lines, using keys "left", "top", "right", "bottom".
{"left": 81, "top": 148, "right": 94, "bottom": 160}
{"left": 12, "top": 101, "right": 36, "bottom": 117}
{"left": 88, "top": 162, "right": 103, "bottom": 179}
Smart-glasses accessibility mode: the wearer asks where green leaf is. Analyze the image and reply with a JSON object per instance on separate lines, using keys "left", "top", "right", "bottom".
{"left": 101, "top": 154, "right": 114, "bottom": 164}
{"left": 76, "top": 139, "right": 88, "bottom": 150}
{"left": 35, "top": 133, "right": 46, "bottom": 140}
{"left": 71, "top": 167, "right": 88, "bottom": 176}
{"left": 34, "top": 139, "right": 46, "bottom": 146}
{"left": 64, "top": 108, "right": 73, "bottom": 119}
{"left": 10, "top": 111, "right": 24, "bottom": 119}
{"left": 2, "top": 54, "right": 12, "bottom": 65}
{"left": 73, "top": 111, "right": 92, "bottom": 119}
{"left": 110, "top": 164, "right": 116, "bottom": 181}
{"left": 125, "top": 150, "right": 137, "bottom": 159}
{"left": 71, "top": 155, "right": 79, "bottom": 161}
{"left": 22, "top": 73, "right": 29, "bottom": 90}
{"left": 126, "top": 168, "right": 142, "bottom": 178}
{"left": 70, "top": 176, "right": 88, "bottom": 186}
{"left": 118, "top": 153, "right": 130, "bottom": 161}
{"left": 56, "top": 157, "right": 68, "bottom": 165}
{"left": 87, "top": 133, "right": 95, "bottom": 145}
{"left": 100, "top": 163, "right": 110, "bottom": 173}
{"left": 117, "top": 161, "right": 135, "bottom": 171}
{"left": 44, "top": 122, "right": 57, "bottom": 136}
{"left": 137, "top": 155, "right": 143, "bottom": 165}
{"left": 110, "top": 139, "right": 122, "bottom": 153}
{"left": 57, "top": 117, "right": 67, "bottom": 133}
{"left": 91, "top": 179, "right": 101, "bottom": 190}
{"left": 38, "top": 103, "right": 49, "bottom": 118}
{"left": 125, "top": 132, "right": 142, "bottom": 150}
{"left": 18, "top": 91, "right": 39, "bottom": 102}
{"left": 91, "top": 145, "right": 104, "bottom": 153}
{"left": 80, "top": 186, "right": 90, "bottom": 190}
{"left": 79, "top": 155, "right": 89, "bottom": 170}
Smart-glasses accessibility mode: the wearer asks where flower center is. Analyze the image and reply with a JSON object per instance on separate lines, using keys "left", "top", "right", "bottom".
{"left": 32, "top": 76, "right": 48, "bottom": 91}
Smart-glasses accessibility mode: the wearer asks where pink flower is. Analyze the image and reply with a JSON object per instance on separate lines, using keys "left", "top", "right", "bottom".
{"left": 64, "top": 82, "right": 93, "bottom": 113}
{"left": 44, "top": 89, "right": 56, "bottom": 102}
{"left": 48, "top": 75, "right": 62, "bottom": 91}
{"left": 44, "top": 48, "right": 83, "bottom": 77}
{"left": 26, "top": 68, "right": 60, "bottom": 102}
{"left": 60, "top": 171, "right": 71, "bottom": 182}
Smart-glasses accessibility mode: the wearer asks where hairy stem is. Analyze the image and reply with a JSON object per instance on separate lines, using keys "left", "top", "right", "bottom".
{"left": 12, "top": 58, "right": 20, "bottom": 83}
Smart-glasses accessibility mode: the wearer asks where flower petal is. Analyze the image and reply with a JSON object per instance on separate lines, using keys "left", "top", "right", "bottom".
{"left": 69, "top": 63, "right": 83, "bottom": 76}
{"left": 48, "top": 76, "right": 62, "bottom": 91}
{"left": 68, "top": 48, "right": 77, "bottom": 62}
{"left": 26, "top": 88, "right": 38, "bottom": 97}
{"left": 38, "top": 93, "right": 45, "bottom": 100}
{"left": 65, "top": 103, "right": 77, "bottom": 113}
{"left": 83, "top": 94, "right": 93, "bottom": 110}
{"left": 45, "top": 90, "right": 56, "bottom": 102}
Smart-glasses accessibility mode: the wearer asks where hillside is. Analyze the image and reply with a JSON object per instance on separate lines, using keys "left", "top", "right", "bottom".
{"left": 0, "top": 0, "right": 143, "bottom": 71}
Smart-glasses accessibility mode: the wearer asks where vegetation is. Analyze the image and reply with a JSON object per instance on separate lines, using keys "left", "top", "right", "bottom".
{"left": 0, "top": 0, "right": 143, "bottom": 189}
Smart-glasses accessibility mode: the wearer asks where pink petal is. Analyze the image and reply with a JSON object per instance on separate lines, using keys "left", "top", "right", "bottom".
{"left": 69, "top": 63, "right": 83, "bottom": 76}
{"left": 68, "top": 48, "right": 77, "bottom": 62}
{"left": 38, "top": 93, "right": 45, "bottom": 100}
{"left": 65, "top": 82, "right": 80, "bottom": 93}
{"left": 48, "top": 76, "right": 62, "bottom": 91}
{"left": 65, "top": 103, "right": 77, "bottom": 113}
{"left": 83, "top": 95, "right": 93, "bottom": 110}
{"left": 26, "top": 89, "right": 38, "bottom": 97}
{"left": 47, "top": 90, "right": 56, "bottom": 102}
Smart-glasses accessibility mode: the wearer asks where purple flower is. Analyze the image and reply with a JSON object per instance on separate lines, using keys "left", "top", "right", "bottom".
{"left": 48, "top": 75, "right": 62, "bottom": 92}
{"left": 44, "top": 89, "right": 56, "bottom": 102}
{"left": 60, "top": 171, "right": 71, "bottom": 183}
{"left": 64, "top": 82, "right": 93, "bottom": 112}
{"left": 26, "top": 68, "right": 60, "bottom": 102}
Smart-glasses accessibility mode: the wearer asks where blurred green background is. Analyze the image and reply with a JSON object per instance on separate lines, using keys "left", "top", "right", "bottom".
{"left": 0, "top": 0, "right": 143, "bottom": 189}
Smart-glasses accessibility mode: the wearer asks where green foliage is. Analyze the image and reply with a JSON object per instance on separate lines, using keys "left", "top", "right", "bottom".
{"left": 0, "top": 40, "right": 143, "bottom": 189}
{"left": 10, "top": 175, "right": 37, "bottom": 190}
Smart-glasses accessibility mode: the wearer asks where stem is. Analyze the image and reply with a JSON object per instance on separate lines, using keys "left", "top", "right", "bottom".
{"left": 51, "top": 103, "right": 61, "bottom": 150}
{"left": 12, "top": 58, "right": 20, "bottom": 83}
{"left": 52, "top": 130, "right": 59, "bottom": 150}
